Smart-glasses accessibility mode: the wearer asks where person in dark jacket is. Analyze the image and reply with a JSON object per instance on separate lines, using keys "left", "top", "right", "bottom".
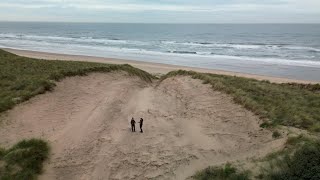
{"left": 131, "top": 117, "right": 136, "bottom": 132}
{"left": 139, "top": 118, "right": 143, "bottom": 133}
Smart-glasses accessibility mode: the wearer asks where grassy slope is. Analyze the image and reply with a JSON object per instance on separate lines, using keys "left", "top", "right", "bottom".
{"left": 162, "top": 70, "right": 320, "bottom": 131}
{"left": 0, "top": 49, "right": 154, "bottom": 113}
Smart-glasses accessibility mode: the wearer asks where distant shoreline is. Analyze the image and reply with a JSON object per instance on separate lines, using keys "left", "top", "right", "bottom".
{"left": 4, "top": 48, "right": 319, "bottom": 84}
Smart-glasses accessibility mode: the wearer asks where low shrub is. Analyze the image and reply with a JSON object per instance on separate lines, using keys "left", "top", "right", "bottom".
{"left": 193, "top": 163, "right": 250, "bottom": 180}
{"left": 266, "top": 140, "right": 320, "bottom": 180}
{"left": 0, "top": 139, "right": 49, "bottom": 180}
{"left": 272, "top": 131, "right": 281, "bottom": 139}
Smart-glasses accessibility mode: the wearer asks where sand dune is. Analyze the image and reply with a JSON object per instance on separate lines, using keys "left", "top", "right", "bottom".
{"left": 0, "top": 72, "right": 285, "bottom": 180}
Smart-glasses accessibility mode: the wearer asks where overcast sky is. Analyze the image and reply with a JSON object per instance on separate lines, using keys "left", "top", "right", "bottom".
{"left": 0, "top": 0, "right": 319, "bottom": 23}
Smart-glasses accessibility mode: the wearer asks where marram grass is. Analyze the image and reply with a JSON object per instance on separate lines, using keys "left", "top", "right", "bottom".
{"left": 0, "top": 139, "right": 49, "bottom": 180}
{"left": 0, "top": 49, "right": 154, "bottom": 113}
{"left": 162, "top": 70, "right": 320, "bottom": 131}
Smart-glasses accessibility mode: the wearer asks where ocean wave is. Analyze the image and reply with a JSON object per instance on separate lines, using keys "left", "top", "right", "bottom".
{"left": 1, "top": 39, "right": 320, "bottom": 68}
{"left": 2, "top": 33, "right": 320, "bottom": 53}
{"left": 284, "top": 46, "right": 320, "bottom": 52}
{"left": 1, "top": 32, "right": 320, "bottom": 68}
{"left": 160, "top": 40, "right": 320, "bottom": 52}
{"left": 208, "top": 54, "right": 320, "bottom": 67}
{"left": 168, "top": 50, "right": 197, "bottom": 54}
{"left": 161, "top": 41, "right": 261, "bottom": 49}
{"left": 0, "top": 33, "right": 148, "bottom": 46}
{"left": 106, "top": 47, "right": 320, "bottom": 67}
{"left": 167, "top": 51, "right": 213, "bottom": 55}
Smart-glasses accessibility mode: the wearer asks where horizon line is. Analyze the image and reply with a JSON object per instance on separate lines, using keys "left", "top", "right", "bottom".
{"left": 1, "top": 21, "right": 320, "bottom": 24}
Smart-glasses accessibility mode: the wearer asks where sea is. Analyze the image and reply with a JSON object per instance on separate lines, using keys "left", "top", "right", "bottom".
{"left": 0, "top": 22, "right": 320, "bottom": 81}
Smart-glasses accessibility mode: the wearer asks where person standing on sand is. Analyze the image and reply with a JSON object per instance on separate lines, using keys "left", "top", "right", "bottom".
{"left": 139, "top": 118, "right": 143, "bottom": 133}
{"left": 131, "top": 117, "right": 136, "bottom": 132}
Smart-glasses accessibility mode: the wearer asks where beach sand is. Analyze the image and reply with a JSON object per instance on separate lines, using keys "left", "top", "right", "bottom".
{"left": 0, "top": 72, "right": 286, "bottom": 180}
{"left": 4, "top": 48, "right": 318, "bottom": 84}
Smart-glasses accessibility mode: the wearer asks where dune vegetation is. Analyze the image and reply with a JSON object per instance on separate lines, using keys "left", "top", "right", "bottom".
{"left": 162, "top": 70, "right": 320, "bottom": 132}
{"left": 192, "top": 163, "right": 250, "bottom": 180}
{"left": 259, "top": 135, "right": 320, "bottom": 180}
{"left": 0, "top": 49, "right": 154, "bottom": 114}
{"left": 0, "top": 139, "right": 49, "bottom": 180}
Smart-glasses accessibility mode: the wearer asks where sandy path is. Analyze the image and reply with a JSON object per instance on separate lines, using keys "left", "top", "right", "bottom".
{"left": 0, "top": 72, "right": 285, "bottom": 180}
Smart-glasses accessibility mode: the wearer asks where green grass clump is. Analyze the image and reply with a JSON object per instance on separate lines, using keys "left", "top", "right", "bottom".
{"left": 0, "top": 148, "right": 5, "bottom": 157}
{"left": 262, "top": 139, "right": 320, "bottom": 180}
{"left": 262, "top": 134, "right": 312, "bottom": 162}
{"left": 0, "top": 139, "right": 49, "bottom": 180}
{"left": 272, "top": 131, "right": 281, "bottom": 139}
{"left": 0, "top": 49, "right": 154, "bottom": 113}
{"left": 162, "top": 70, "right": 320, "bottom": 131}
{"left": 193, "top": 163, "right": 250, "bottom": 180}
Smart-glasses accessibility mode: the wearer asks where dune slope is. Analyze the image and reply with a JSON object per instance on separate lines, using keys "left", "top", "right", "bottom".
{"left": 0, "top": 72, "right": 285, "bottom": 180}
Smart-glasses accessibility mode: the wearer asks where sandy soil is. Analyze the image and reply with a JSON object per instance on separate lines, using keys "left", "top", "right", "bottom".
{"left": 4, "top": 48, "right": 317, "bottom": 84}
{"left": 0, "top": 72, "right": 286, "bottom": 180}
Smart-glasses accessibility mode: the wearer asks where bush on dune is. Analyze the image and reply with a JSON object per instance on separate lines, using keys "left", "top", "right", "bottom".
{"left": 272, "top": 131, "right": 281, "bottom": 139}
{"left": 263, "top": 140, "right": 320, "bottom": 180}
{"left": 0, "top": 139, "right": 49, "bottom": 180}
{"left": 192, "top": 163, "right": 250, "bottom": 180}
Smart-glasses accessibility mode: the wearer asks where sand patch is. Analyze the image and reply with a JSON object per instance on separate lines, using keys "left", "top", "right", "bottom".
{"left": 0, "top": 72, "right": 285, "bottom": 180}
